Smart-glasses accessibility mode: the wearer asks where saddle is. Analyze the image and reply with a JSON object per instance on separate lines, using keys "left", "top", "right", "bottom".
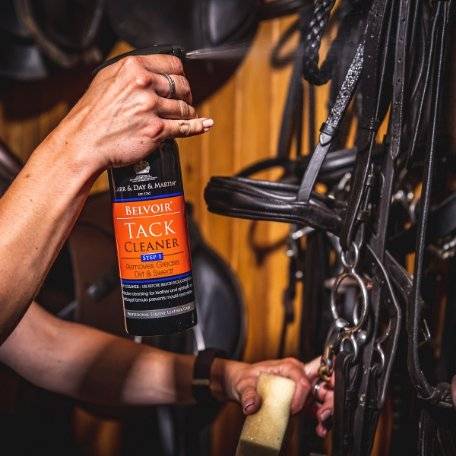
{"left": 0, "top": 0, "right": 114, "bottom": 81}
{"left": 0, "top": 1, "right": 48, "bottom": 80}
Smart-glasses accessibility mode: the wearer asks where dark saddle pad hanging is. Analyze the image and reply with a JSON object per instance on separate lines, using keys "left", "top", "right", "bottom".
{"left": 106, "top": 0, "right": 259, "bottom": 104}
{"left": 106, "top": 0, "right": 260, "bottom": 51}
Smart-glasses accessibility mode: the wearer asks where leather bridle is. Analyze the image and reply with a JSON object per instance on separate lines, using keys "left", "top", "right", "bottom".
{"left": 204, "top": 0, "right": 456, "bottom": 454}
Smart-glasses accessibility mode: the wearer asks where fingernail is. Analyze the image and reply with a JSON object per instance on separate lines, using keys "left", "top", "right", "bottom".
{"left": 203, "top": 118, "right": 214, "bottom": 128}
{"left": 243, "top": 401, "right": 256, "bottom": 413}
{"left": 316, "top": 425, "right": 327, "bottom": 438}
{"left": 320, "top": 410, "right": 332, "bottom": 422}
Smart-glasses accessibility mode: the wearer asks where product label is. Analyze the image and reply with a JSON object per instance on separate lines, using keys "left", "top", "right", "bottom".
{"left": 110, "top": 141, "right": 195, "bottom": 322}
{"left": 113, "top": 195, "right": 191, "bottom": 281}
{"left": 112, "top": 193, "right": 194, "bottom": 320}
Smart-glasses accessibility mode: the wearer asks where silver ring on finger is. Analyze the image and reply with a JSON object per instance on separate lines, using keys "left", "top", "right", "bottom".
{"left": 312, "top": 379, "right": 326, "bottom": 404}
{"left": 161, "top": 73, "right": 176, "bottom": 99}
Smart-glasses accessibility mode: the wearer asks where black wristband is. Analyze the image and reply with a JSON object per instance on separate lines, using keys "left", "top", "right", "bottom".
{"left": 192, "top": 348, "right": 227, "bottom": 405}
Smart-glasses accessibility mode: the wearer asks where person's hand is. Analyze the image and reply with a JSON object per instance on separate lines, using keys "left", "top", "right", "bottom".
{"left": 55, "top": 53, "right": 213, "bottom": 171}
{"left": 214, "top": 357, "right": 334, "bottom": 437}
{"left": 222, "top": 357, "right": 315, "bottom": 415}
{"left": 313, "top": 374, "right": 334, "bottom": 438}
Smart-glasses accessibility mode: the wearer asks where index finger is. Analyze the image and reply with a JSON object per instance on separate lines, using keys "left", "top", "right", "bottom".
{"left": 275, "top": 363, "right": 311, "bottom": 414}
{"left": 303, "top": 357, "right": 323, "bottom": 382}
{"left": 139, "top": 54, "right": 184, "bottom": 76}
{"left": 251, "top": 360, "right": 311, "bottom": 414}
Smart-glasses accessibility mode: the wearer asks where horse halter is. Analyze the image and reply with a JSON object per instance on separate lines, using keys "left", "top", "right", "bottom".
{"left": 205, "top": 0, "right": 456, "bottom": 454}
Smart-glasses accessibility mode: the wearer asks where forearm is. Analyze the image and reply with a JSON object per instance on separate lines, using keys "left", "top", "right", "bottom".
{"left": 0, "top": 130, "right": 98, "bottom": 341}
{"left": 0, "top": 304, "right": 322, "bottom": 417}
{"left": 0, "top": 303, "right": 196, "bottom": 406}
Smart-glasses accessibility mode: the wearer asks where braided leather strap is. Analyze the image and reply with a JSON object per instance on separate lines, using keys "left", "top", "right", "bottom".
{"left": 302, "top": 0, "right": 336, "bottom": 85}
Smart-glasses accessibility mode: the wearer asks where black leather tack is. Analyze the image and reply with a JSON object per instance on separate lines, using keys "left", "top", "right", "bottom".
{"left": 203, "top": 0, "right": 456, "bottom": 454}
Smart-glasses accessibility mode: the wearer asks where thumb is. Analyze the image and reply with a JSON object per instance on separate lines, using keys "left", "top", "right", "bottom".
{"left": 240, "top": 381, "right": 262, "bottom": 415}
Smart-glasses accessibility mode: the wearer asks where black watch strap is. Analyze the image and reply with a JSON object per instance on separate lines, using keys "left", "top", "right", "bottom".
{"left": 192, "top": 348, "right": 227, "bottom": 405}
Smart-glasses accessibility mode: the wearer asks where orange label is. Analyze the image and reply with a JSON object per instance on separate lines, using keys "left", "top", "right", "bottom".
{"left": 112, "top": 195, "right": 191, "bottom": 281}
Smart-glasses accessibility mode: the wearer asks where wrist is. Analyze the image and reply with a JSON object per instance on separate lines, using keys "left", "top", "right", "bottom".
{"left": 50, "top": 115, "right": 106, "bottom": 178}
{"left": 209, "top": 357, "right": 229, "bottom": 402}
{"left": 23, "top": 127, "right": 100, "bottom": 203}
{"left": 212, "top": 358, "right": 248, "bottom": 403}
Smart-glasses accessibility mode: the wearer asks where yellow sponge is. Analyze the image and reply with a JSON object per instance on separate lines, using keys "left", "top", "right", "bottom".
{"left": 236, "top": 373, "right": 296, "bottom": 456}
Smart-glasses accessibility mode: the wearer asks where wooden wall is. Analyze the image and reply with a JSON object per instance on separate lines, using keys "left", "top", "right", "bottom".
{"left": 0, "top": 16, "right": 334, "bottom": 456}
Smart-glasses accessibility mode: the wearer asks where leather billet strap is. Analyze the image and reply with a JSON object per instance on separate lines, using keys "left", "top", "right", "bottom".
{"left": 408, "top": 0, "right": 454, "bottom": 409}
{"left": 332, "top": 351, "right": 354, "bottom": 454}
{"left": 402, "top": 3, "right": 432, "bottom": 167}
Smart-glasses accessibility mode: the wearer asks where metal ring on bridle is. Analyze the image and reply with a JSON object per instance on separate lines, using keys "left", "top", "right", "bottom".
{"left": 318, "top": 356, "right": 333, "bottom": 382}
{"left": 340, "top": 243, "right": 360, "bottom": 270}
{"left": 373, "top": 320, "right": 392, "bottom": 373}
{"left": 330, "top": 271, "right": 369, "bottom": 333}
{"left": 161, "top": 73, "right": 176, "bottom": 99}
{"left": 341, "top": 332, "right": 359, "bottom": 360}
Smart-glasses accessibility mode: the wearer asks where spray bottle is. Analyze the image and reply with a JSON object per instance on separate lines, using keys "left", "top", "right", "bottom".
{"left": 96, "top": 46, "right": 196, "bottom": 336}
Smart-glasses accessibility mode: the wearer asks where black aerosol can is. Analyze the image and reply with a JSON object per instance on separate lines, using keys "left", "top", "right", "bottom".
{"left": 96, "top": 47, "right": 196, "bottom": 336}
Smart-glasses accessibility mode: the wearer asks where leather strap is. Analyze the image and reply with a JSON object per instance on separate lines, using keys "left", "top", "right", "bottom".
{"left": 408, "top": 0, "right": 453, "bottom": 408}
{"left": 277, "top": 7, "right": 308, "bottom": 159}
{"left": 302, "top": 0, "right": 336, "bottom": 85}
{"left": 297, "top": 40, "right": 365, "bottom": 202}
{"left": 205, "top": 176, "right": 345, "bottom": 233}
{"left": 343, "top": 1, "right": 399, "bottom": 452}
{"left": 338, "top": 0, "right": 394, "bottom": 251}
